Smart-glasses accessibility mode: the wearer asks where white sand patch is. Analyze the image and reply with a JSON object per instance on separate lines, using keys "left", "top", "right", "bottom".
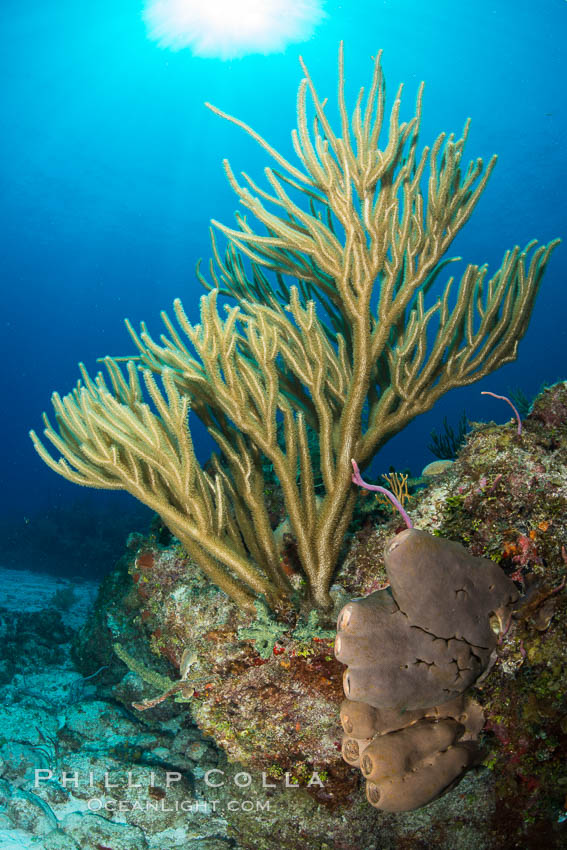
{"left": 0, "top": 567, "right": 98, "bottom": 629}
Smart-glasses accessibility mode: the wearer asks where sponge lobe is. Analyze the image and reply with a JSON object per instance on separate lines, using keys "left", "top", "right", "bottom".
{"left": 386, "top": 528, "right": 519, "bottom": 647}
{"left": 336, "top": 529, "right": 518, "bottom": 712}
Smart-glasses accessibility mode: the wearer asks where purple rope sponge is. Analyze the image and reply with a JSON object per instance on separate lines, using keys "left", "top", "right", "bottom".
{"left": 351, "top": 459, "right": 413, "bottom": 529}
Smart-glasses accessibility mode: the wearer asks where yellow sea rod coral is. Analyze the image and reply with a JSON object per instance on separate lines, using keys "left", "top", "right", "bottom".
{"left": 31, "top": 46, "right": 559, "bottom": 614}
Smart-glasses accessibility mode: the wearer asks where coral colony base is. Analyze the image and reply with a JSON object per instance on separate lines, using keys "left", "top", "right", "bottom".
{"left": 30, "top": 46, "right": 563, "bottom": 830}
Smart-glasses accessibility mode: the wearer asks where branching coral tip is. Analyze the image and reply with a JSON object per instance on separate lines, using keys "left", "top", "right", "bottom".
{"left": 351, "top": 460, "right": 413, "bottom": 529}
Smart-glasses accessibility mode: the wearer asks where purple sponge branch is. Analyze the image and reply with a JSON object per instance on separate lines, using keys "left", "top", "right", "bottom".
{"left": 351, "top": 460, "right": 413, "bottom": 529}
{"left": 480, "top": 391, "right": 522, "bottom": 435}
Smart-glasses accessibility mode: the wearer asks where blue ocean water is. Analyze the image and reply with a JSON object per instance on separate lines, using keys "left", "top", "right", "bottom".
{"left": 0, "top": 0, "right": 565, "bottom": 574}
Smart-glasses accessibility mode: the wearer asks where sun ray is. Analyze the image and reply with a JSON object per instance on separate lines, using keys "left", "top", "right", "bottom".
{"left": 142, "top": 0, "right": 326, "bottom": 58}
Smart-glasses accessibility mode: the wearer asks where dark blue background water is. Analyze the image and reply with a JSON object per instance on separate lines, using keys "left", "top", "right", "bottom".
{"left": 1, "top": 0, "right": 565, "bottom": 575}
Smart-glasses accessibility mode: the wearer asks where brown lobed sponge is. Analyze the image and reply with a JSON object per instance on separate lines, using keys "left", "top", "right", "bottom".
{"left": 339, "top": 694, "right": 485, "bottom": 812}
{"left": 335, "top": 529, "right": 519, "bottom": 711}
{"left": 335, "top": 528, "right": 519, "bottom": 811}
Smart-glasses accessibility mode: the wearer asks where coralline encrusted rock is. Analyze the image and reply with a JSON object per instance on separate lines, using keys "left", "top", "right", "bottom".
{"left": 335, "top": 527, "right": 519, "bottom": 811}
{"left": 71, "top": 383, "right": 567, "bottom": 845}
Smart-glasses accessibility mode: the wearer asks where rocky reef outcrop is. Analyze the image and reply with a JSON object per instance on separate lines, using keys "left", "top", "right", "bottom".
{"left": 72, "top": 382, "right": 567, "bottom": 849}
